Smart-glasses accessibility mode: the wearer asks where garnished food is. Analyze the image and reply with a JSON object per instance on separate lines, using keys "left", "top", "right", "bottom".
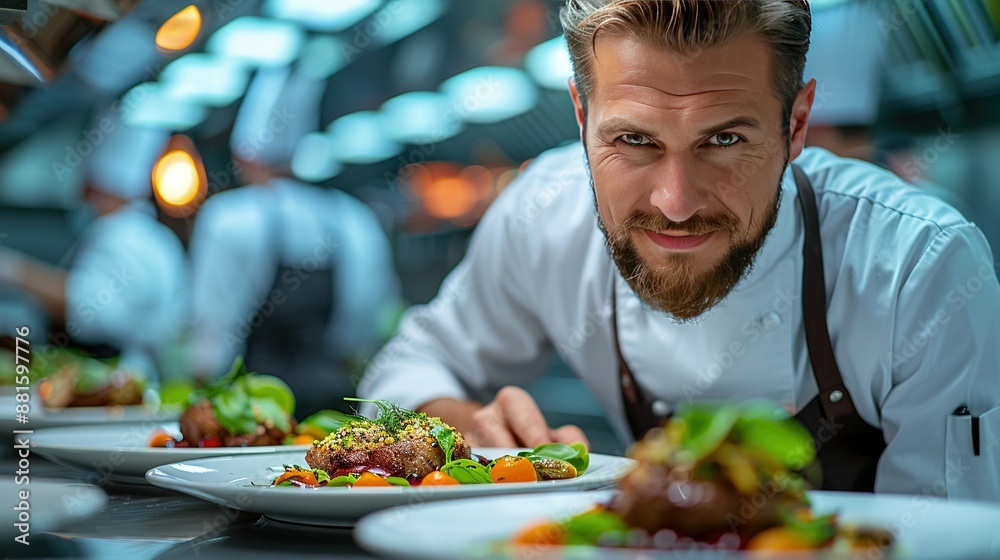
{"left": 510, "top": 402, "right": 894, "bottom": 555}
{"left": 151, "top": 358, "right": 297, "bottom": 448}
{"left": 34, "top": 348, "right": 144, "bottom": 408}
{"left": 272, "top": 399, "right": 590, "bottom": 487}
{"left": 305, "top": 398, "right": 473, "bottom": 480}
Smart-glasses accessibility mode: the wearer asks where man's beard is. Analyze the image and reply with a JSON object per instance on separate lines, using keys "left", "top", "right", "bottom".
{"left": 592, "top": 164, "right": 785, "bottom": 321}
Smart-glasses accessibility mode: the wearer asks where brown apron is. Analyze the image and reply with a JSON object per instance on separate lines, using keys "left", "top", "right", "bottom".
{"left": 614, "top": 164, "right": 887, "bottom": 492}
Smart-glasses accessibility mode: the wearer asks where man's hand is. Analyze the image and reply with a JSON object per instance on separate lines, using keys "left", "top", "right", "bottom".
{"left": 420, "top": 386, "right": 590, "bottom": 449}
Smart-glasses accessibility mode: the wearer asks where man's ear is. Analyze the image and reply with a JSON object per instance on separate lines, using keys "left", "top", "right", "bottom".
{"left": 569, "top": 79, "right": 586, "bottom": 134}
{"left": 788, "top": 78, "right": 816, "bottom": 161}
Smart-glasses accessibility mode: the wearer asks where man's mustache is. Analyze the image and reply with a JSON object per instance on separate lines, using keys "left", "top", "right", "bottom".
{"left": 620, "top": 212, "right": 740, "bottom": 236}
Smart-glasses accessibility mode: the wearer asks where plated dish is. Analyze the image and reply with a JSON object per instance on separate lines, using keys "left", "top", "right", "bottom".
{"left": 0, "top": 393, "right": 171, "bottom": 432}
{"left": 353, "top": 489, "right": 1000, "bottom": 560}
{"left": 145, "top": 448, "right": 636, "bottom": 526}
{"left": 30, "top": 422, "right": 311, "bottom": 482}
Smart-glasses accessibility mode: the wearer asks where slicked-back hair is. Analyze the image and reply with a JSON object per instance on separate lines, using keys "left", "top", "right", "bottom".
{"left": 561, "top": 0, "right": 811, "bottom": 128}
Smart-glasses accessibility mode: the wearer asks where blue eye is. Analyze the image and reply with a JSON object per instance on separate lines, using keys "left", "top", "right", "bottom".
{"left": 619, "top": 133, "right": 652, "bottom": 147}
{"left": 708, "top": 133, "right": 743, "bottom": 147}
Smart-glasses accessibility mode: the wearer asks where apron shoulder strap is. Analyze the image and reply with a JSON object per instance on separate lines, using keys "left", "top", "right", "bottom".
{"left": 792, "top": 164, "right": 857, "bottom": 420}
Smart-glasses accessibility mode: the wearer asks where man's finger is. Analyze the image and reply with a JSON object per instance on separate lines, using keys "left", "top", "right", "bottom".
{"left": 469, "top": 405, "right": 518, "bottom": 448}
{"left": 494, "top": 386, "right": 553, "bottom": 448}
{"left": 550, "top": 425, "right": 590, "bottom": 449}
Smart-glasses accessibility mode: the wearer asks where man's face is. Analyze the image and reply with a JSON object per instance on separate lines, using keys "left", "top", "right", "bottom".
{"left": 572, "top": 33, "right": 809, "bottom": 320}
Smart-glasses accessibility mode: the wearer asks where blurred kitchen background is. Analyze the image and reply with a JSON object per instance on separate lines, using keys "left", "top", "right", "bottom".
{"left": 0, "top": 0, "right": 998, "bottom": 454}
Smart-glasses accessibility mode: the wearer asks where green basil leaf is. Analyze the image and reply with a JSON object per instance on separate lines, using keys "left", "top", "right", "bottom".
{"left": 386, "top": 476, "right": 411, "bottom": 487}
{"left": 328, "top": 474, "right": 359, "bottom": 487}
{"left": 441, "top": 459, "right": 493, "bottom": 484}
{"left": 250, "top": 397, "right": 292, "bottom": 432}
{"left": 526, "top": 443, "right": 590, "bottom": 475}
{"left": 735, "top": 416, "right": 815, "bottom": 469}
{"left": 783, "top": 511, "right": 838, "bottom": 545}
{"left": 569, "top": 442, "right": 590, "bottom": 474}
{"left": 211, "top": 390, "right": 256, "bottom": 435}
{"left": 314, "top": 469, "right": 331, "bottom": 484}
{"left": 563, "top": 509, "right": 629, "bottom": 546}
{"left": 678, "top": 403, "right": 739, "bottom": 462}
{"left": 432, "top": 425, "right": 456, "bottom": 463}
{"left": 193, "top": 356, "right": 249, "bottom": 404}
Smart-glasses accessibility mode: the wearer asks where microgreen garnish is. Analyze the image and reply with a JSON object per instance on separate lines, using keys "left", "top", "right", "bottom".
{"left": 344, "top": 398, "right": 424, "bottom": 434}
{"left": 632, "top": 401, "right": 816, "bottom": 498}
{"left": 298, "top": 409, "right": 368, "bottom": 436}
{"left": 195, "top": 357, "right": 295, "bottom": 436}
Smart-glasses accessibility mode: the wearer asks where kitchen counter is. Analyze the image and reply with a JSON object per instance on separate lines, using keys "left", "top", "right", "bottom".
{"left": 2, "top": 453, "right": 377, "bottom": 559}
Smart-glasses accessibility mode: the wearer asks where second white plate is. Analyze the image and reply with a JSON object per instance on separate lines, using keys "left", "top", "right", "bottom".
{"left": 354, "top": 490, "right": 1000, "bottom": 559}
{"left": 145, "top": 448, "right": 637, "bottom": 526}
{"left": 30, "top": 422, "right": 311, "bottom": 482}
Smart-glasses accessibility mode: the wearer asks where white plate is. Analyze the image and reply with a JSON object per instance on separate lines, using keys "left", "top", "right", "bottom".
{"left": 354, "top": 490, "right": 1000, "bottom": 559}
{"left": 1, "top": 478, "right": 106, "bottom": 540}
{"left": 0, "top": 393, "right": 175, "bottom": 432}
{"left": 145, "top": 448, "right": 636, "bottom": 526}
{"left": 30, "top": 422, "right": 311, "bottom": 482}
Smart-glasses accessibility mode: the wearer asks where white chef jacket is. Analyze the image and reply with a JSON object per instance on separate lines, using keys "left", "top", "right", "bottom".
{"left": 189, "top": 178, "right": 400, "bottom": 376}
{"left": 359, "top": 144, "right": 1000, "bottom": 500}
{"left": 65, "top": 200, "right": 189, "bottom": 378}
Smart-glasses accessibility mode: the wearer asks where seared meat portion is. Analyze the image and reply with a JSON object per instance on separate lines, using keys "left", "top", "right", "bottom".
{"left": 41, "top": 364, "right": 143, "bottom": 408}
{"left": 614, "top": 460, "right": 783, "bottom": 539}
{"left": 305, "top": 414, "right": 470, "bottom": 479}
{"left": 179, "top": 399, "right": 293, "bottom": 447}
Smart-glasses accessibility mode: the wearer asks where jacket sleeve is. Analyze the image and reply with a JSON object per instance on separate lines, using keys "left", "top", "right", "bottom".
{"left": 356, "top": 164, "right": 556, "bottom": 414}
{"left": 877, "top": 223, "right": 1000, "bottom": 501}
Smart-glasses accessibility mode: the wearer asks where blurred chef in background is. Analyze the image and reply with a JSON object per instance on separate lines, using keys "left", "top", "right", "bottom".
{"left": 0, "top": 113, "right": 189, "bottom": 382}
{"left": 188, "top": 62, "right": 402, "bottom": 416}
{"left": 801, "top": 0, "right": 885, "bottom": 163}
{"left": 804, "top": 0, "right": 967, "bottom": 212}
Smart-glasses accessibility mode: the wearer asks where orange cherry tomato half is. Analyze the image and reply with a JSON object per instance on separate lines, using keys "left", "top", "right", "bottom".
{"left": 421, "top": 471, "right": 460, "bottom": 486}
{"left": 353, "top": 472, "right": 392, "bottom": 487}
{"left": 292, "top": 434, "right": 315, "bottom": 445}
{"left": 273, "top": 469, "right": 319, "bottom": 487}
{"left": 148, "top": 431, "right": 175, "bottom": 448}
{"left": 745, "top": 527, "right": 816, "bottom": 551}
{"left": 491, "top": 456, "right": 538, "bottom": 483}
{"left": 512, "top": 522, "right": 564, "bottom": 546}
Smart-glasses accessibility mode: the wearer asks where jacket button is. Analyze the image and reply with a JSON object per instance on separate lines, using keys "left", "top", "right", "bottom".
{"left": 829, "top": 390, "right": 844, "bottom": 403}
{"left": 652, "top": 400, "right": 671, "bottom": 417}
{"left": 760, "top": 311, "right": 782, "bottom": 330}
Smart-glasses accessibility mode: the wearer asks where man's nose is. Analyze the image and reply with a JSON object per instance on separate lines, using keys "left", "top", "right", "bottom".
{"left": 648, "top": 157, "right": 708, "bottom": 223}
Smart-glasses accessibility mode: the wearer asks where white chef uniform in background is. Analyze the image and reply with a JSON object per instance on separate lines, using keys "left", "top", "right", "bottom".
{"left": 0, "top": 111, "right": 190, "bottom": 382}
{"left": 188, "top": 63, "right": 401, "bottom": 415}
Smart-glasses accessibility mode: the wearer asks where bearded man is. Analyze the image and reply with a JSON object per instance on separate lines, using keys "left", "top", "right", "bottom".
{"left": 357, "top": 0, "right": 1000, "bottom": 499}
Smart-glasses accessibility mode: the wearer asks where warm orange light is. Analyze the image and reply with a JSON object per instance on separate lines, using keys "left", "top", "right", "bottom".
{"left": 154, "top": 151, "right": 199, "bottom": 205}
{"left": 153, "top": 135, "right": 207, "bottom": 218}
{"left": 156, "top": 5, "right": 202, "bottom": 52}
{"left": 424, "top": 176, "right": 478, "bottom": 219}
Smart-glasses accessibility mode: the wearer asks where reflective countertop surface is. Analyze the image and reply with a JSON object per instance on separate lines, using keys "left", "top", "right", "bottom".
{"left": 1, "top": 447, "right": 376, "bottom": 559}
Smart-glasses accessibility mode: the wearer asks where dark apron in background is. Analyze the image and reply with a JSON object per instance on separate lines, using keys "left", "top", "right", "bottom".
{"left": 244, "top": 188, "right": 354, "bottom": 417}
{"left": 243, "top": 266, "right": 354, "bottom": 417}
{"left": 615, "top": 164, "right": 887, "bottom": 492}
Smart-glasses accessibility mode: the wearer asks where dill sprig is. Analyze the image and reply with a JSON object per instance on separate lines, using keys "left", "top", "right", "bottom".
{"left": 344, "top": 398, "right": 424, "bottom": 434}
